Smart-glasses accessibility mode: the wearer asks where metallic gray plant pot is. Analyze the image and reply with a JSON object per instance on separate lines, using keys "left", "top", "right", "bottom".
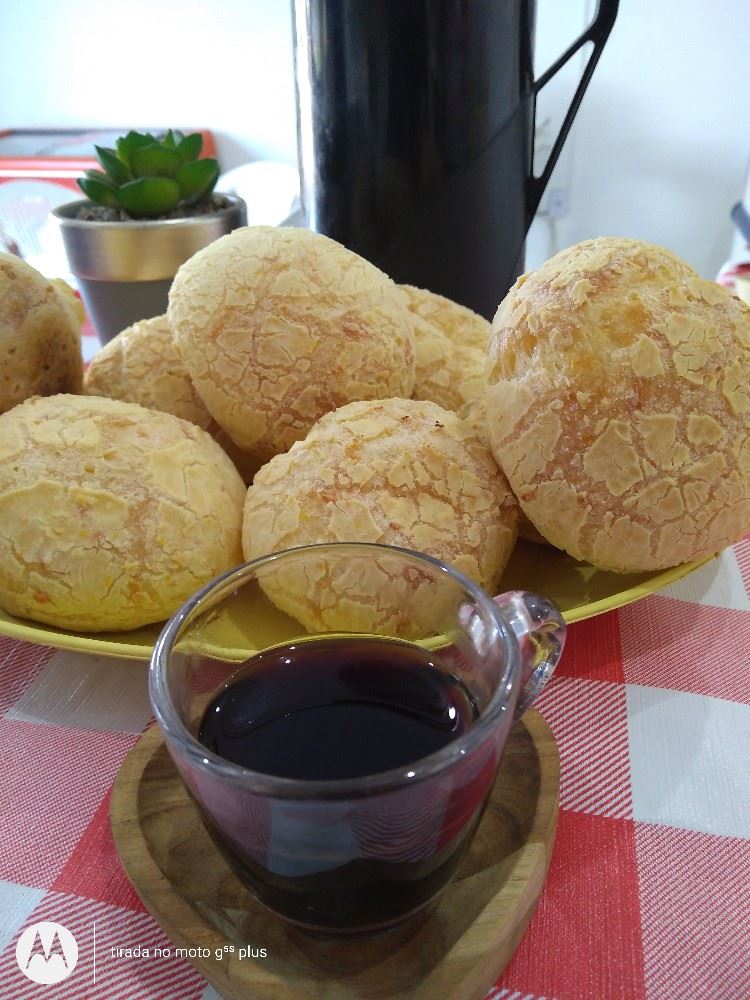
{"left": 53, "top": 195, "right": 247, "bottom": 343}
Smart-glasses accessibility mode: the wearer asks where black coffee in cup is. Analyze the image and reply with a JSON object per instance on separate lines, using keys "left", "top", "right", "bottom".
{"left": 196, "top": 635, "right": 488, "bottom": 930}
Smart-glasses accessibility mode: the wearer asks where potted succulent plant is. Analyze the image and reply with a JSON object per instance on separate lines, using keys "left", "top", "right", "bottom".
{"left": 53, "top": 129, "right": 246, "bottom": 343}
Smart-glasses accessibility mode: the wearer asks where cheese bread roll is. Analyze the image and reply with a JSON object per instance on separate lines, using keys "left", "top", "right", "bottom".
{"left": 243, "top": 398, "right": 517, "bottom": 635}
{"left": 400, "top": 284, "right": 491, "bottom": 413}
{"left": 0, "top": 254, "right": 83, "bottom": 414}
{"left": 168, "top": 226, "right": 415, "bottom": 462}
{"left": 0, "top": 394, "right": 245, "bottom": 630}
{"left": 486, "top": 237, "right": 750, "bottom": 571}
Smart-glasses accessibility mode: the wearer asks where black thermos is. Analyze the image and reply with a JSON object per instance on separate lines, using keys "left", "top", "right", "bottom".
{"left": 293, "top": 0, "right": 618, "bottom": 318}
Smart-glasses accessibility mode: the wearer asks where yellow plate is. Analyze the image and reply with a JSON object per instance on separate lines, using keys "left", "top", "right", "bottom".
{"left": 0, "top": 541, "right": 713, "bottom": 661}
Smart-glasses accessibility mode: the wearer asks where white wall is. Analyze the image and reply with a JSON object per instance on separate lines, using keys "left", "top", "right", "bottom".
{"left": 1, "top": 0, "right": 746, "bottom": 279}
{"left": 528, "top": 0, "right": 749, "bottom": 278}
{"left": 0, "top": 0, "right": 298, "bottom": 167}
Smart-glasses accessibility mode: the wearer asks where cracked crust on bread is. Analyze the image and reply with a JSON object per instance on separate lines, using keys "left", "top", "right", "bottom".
{"left": 85, "top": 315, "right": 214, "bottom": 429}
{"left": 83, "top": 314, "right": 261, "bottom": 483}
{"left": 460, "top": 395, "right": 554, "bottom": 547}
{"left": 168, "top": 226, "right": 416, "bottom": 462}
{"left": 486, "top": 237, "right": 750, "bottom": 571}
{"left": 400, "top": 284, "right": 491, "bottom": 413}
{"left": 0, "top": 394, "right": 245, "bottom": 631}
{"left": 243, "top": 397, "right": 517, "bottom": 635}
{"left": 400, "top": 284, "right": 491, "bottom": 353}
{"left": 0, "top": 254, "right": 83, "bottom": 415}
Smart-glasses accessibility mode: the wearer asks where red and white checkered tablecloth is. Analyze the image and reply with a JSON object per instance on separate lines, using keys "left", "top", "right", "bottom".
{"left": 0, "top": 540, "right": 749, "bottom": 999}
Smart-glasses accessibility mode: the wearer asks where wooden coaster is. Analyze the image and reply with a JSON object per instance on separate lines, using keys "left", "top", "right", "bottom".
{"left": 110, "top": 710, "right": 559, "bottom": 1000}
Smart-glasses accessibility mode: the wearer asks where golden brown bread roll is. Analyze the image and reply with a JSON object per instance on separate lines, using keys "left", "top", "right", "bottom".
{"left": 50, "top": 277, "right": 86, "bottom": 328}
{"left": 400, "top": 284, "right": 491, "bottom": 353}
{"left": 0, "top": 394, "right": 245, "bottom": 631}
{"left": 486, "top": 237, "right": 750, "bottom": 571}
{"left": 243, "top": 398, "right": 518, "bottom": 634}
{"left": 83, "top": 314, "right": 262, "bottom": 483}
{"left": 0, "top": 254, "right": 83, "bottom": 414}
{"left": 84, "top": 314, "right": 213, "bottom": 429}
{"left": 459, "top": 394, "right": 553, "bottom": 547}
{"left": 168, "top": 226, "right": 416, "bottom": 463}
{"left": 400, "top": 284, "right": 491, "bottom": 413}
{"left": 407, "top": 312, "right": 487, "bottom": 413}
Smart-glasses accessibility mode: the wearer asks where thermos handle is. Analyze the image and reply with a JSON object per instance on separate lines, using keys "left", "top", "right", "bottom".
{"left": 526, "top": 0, "right": 619, "bottom": 226}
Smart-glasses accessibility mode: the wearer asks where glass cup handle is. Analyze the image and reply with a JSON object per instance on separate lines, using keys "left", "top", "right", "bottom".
{"left": 494, "top": 591, "right": 566, "bottom": 719}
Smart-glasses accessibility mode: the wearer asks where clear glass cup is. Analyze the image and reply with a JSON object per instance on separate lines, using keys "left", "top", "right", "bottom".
{"left": 149, "top": 542, "right": 565, "bottom": 935}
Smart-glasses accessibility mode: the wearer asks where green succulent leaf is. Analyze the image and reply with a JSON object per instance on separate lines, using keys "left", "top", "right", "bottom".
{"left": 176, "top": 158, "right": 219, "bottom": 204}
{"left": 78, "top": 176, "right": 122, "bottom": 208}
{"left": 116, "top": 130, "right": 155, "bottom": 170}
{"left": 95, "top": 145, "right": 131, "bottom": 185}
{"left": 80, "top": 129, "right": 216, "bottom": 214}
{"left": 162, "top": 129, "right": 186, "bottom": 148}
{"left": 84, "top": 168, "right": 112, "bottom": 182}
{"left": 129, "top": 143, "right": 182, "bottom": 179}
{"left": 115, "top": 137, "right": 131, "bottom": 169}
{"left": 116, "top": 177, "right": 181, "bottom": 217}
{"left": 176, "top": 132, "right": 202, "bottom": 163}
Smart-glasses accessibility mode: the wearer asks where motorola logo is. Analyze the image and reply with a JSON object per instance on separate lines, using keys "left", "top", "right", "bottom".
{"left": 15, "top": 921, "right": 78, "bottom": 985}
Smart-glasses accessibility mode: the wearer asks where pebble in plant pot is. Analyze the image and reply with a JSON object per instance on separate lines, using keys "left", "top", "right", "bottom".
{"left": 53, "top": 130, "right": 247, "bottom": 344}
